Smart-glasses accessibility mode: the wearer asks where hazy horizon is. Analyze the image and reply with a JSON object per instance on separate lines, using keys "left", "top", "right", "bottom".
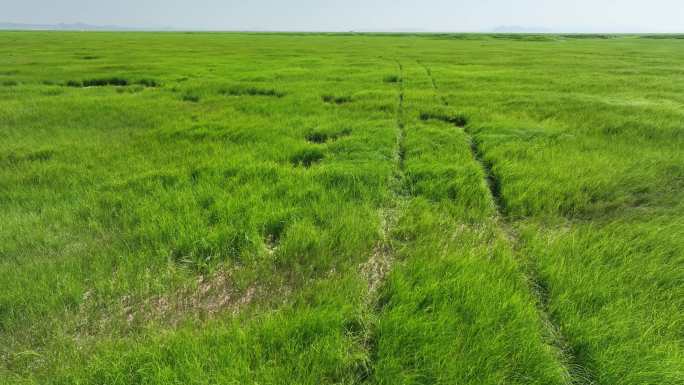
{"left": 2, "top": 0, "right": 684, "bottom": 33}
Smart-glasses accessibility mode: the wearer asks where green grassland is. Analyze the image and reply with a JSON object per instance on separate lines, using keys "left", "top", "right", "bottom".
{"left": 1, "top": 32, "right": 682, "bottom": 384}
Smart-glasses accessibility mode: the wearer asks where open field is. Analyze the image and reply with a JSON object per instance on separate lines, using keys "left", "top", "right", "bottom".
{"left": 1, "top": 32, "right": 683, "bottom": 384}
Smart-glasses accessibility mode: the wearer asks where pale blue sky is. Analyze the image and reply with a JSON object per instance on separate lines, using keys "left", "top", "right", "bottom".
{"left": 3, "top": 0, "right": 683, "bottom": 32}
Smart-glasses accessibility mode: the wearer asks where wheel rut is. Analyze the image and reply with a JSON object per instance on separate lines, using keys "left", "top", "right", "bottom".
{"left": 361, "top": 59, "right": 407, "bottom": 300}
{"left": 419, "top": 61, "right": 594, "bottom": 385}
{"left": 358, "top": 59, "right": 408, "bottom": 382}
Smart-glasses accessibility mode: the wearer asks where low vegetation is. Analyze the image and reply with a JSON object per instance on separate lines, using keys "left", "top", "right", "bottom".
{"left": 0, "top": 32, "right": 682, "bottom": 384}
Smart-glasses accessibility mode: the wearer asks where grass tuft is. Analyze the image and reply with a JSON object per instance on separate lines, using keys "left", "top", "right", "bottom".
{"left": 136, "top": 78, "right": 161, "bottom": 87}
{"left": 181, "top": 92, "right": 201, "bottom": 102}
{"left": 383, "top": 75, "right": 401, "bottom": 83}
{"left": 3, "top": 149, "right": 55, "bottom": 165}
{"left": 290, "top": 148, "right": 325, "bottom": 167}
{"left": 420, "top": 111, "right": 469, "bottom": 127}
{"left": 322, "top": 94, "right": 352, "bottom": 105}
{"left": 65, "top": 77, "right": 128, "bottom": 87}
{"left": 306, "top": 131, "right": 329, "bottom": 144}
{"left": 305, "top": 128, "right": 352, "bottom": 144}
{"left": 64, "top": 77, "right": 160, "bottom": 88}
{"left": 220, "top": 85, "right": 284, "bottom": 97}
{"left": 83, "top": 77, "right": 129, "bottom": 87}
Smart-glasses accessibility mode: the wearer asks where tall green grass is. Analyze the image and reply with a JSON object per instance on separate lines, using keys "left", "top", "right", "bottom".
{"left": 0, "top": 32, "right": 682, "bottom": 384}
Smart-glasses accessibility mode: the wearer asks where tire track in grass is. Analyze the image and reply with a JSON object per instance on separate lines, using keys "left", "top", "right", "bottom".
{"left": 358, "top": 59, "right": 408, "bottom": 381}
{"left": 419, "top": 61, "right": 595, "bottom": 385}
{"left": 418, "top": 60, "right": 449, "bottom": 106}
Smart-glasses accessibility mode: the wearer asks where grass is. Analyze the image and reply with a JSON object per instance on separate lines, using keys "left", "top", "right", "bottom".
{"left": 220, "top": 85, "right": 284, "bottom": 98}
{"left": 0, "top": 32, "right": 682, "bottom": 384}
{"left": 65, "top": 77, "right": 160, "bottom": 88}
{"left": 383, "top": 75, "right": 401, "bottom": 83}
{"left": 322, "top": 94, "right": 353, "bottom": 104}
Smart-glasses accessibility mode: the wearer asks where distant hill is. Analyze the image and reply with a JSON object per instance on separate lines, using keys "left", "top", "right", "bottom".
{"left": 491, "top": 25, "right": 554, "bottom": 33}
{"left": 0, "top": 22, "right": 169, "bottom": 31}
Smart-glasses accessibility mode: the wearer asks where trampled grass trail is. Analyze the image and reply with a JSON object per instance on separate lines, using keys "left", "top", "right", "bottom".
{"left": 358, "top": 59, "right": 408, "bottom": 380}
{"left": 418, "top": 61, "right": 594, "bottom": 385}
{"left": 366, "top": 60, "right": 573, "bottom": 384}
{"left": 361, "top": 59, "right": 407, "bottom": 301}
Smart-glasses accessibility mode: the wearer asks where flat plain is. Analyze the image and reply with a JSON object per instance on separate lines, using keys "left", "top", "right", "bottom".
{"left": 0, "top": 32, "right": 683, "bottom": 384}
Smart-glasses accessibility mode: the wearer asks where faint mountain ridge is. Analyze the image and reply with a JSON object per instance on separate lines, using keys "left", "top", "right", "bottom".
{"left": 0, "top": 22, "right": 174, "bottom": 31}
{"left": 491, "top": 25, "right": 554, "bottom": 33}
